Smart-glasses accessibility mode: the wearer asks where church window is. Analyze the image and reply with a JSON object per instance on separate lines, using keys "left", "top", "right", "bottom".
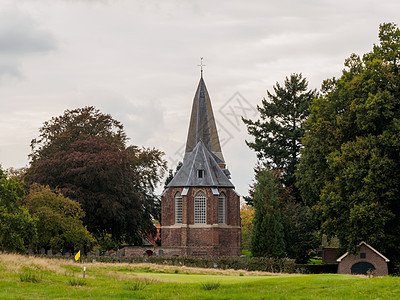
{"left": 194, "top": 191, "right": 206, "bottom": 224}
{"left": 175, "top": 192, "right": 182, "bottom": 224}
{"left": 218, "top": 192, "right": 226, "bottom": 224}
{"left": 197, "top": 169, "right": 204, "bottom": 178}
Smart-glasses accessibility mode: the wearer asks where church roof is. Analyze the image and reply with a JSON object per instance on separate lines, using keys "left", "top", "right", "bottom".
{"left": 167, "top": 140, "right": 234, "bottom": 188}
{"left": 184, "top": 76, "right": 224, "bottom": 163}
{"left": 337, "top": 242, "right": 390, "bottom": 263}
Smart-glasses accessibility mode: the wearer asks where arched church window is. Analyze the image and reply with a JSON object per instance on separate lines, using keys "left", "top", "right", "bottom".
{"left": 194, "top": 191, "right": 206, "bottom": 224}
{"left": 175, "top": 192, "right": 182, "bottom": 224}
{"left": 218, "top": 192, "right": 226, "bottom": 224}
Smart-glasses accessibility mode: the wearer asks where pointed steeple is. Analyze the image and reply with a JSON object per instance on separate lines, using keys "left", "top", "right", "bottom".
{"left": 184, "top": 75, "right": 224, "bottom": 164}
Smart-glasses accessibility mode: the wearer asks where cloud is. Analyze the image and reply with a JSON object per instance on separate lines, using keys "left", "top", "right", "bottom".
{"left": 70, "top": 88, "right": 166, "bottom": 147}
{"left": 0, "top": 6, "right": 56, "bottom": 80}
{"left": 0, "top": 60, "right": 23, "bottom": 79}
{"left": 2, "top": 0, "right": 400, "bottom": 195}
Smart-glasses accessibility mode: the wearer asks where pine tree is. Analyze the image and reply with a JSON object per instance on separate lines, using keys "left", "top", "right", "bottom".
{"left": 243, "top": 74, "right": 317, "bottom": 199}
{"left": 163, "top": 161, "right": 182, "bottom": 189}
{"left": 250, "top": 166, "right": 285, "bottom": 257}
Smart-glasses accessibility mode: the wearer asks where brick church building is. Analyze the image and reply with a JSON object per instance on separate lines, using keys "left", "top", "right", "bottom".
{"left": 160, "top": 70, "right": 242, "bottom": 257}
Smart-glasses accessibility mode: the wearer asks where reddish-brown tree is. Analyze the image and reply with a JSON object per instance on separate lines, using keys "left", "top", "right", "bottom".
{"left": 26, "top": 107, "right": 166, "bottom": 245}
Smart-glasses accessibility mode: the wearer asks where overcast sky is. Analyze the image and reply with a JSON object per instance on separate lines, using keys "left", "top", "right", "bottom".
{"left": 0, "top": 0, "right": 399, "bottom": 196}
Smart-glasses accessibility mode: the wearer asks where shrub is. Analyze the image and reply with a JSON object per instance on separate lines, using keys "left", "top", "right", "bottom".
{"left": 201, "top": 282, "right": 220, "bottom": 290}
{"left": 124, "top": 281, "right": 146, "bottom": 291}
{"left": 19, "top": 272, "right": 40, "bottom": 283}
{"left": 247, "top": 257, "right": 296, "bottom": 273}
{"left": 68, "top": 278, "right": 87, "bottom": 286}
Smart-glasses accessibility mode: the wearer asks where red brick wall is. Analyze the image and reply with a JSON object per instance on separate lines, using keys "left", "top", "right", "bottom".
{"left": 124, "top": 246, "right": 155, "bottom": 256}
{"left": 162, "top": 228, "right": 182, "bottom": 246}
{"left": 124, "top": 246, "right": 183, "bottom": 257}
{"left": 337, "top": 244, "right": 389, "bottom": 276}
{"left": 161, "top": 186, "right": 241, "bottom": 257}
{"left": 161, "top": 187, "right": 180, "bottom": 226}
{"left": 162, "top": 187, "right": 240, "bottom": 226}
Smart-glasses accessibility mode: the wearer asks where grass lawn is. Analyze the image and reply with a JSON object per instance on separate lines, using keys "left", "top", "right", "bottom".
{"left": 1, "top": 254, "right": 399, "bottom": 299}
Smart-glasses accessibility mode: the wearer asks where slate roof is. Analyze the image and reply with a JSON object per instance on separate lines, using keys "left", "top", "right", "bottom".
{"left": 184, "top": 76, "right": 224, "bottom": 163}
{"left": 167, "top": 140, "right": 234, "bottom": 188}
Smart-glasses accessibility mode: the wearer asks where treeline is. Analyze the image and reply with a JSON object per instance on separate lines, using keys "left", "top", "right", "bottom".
{"left": 0, "top": 107, "right": 167, "bottom": 254}
{"left": 242, "top": 23, "right": 400, "bottom": 271}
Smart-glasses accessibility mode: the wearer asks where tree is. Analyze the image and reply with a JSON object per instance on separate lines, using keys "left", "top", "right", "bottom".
{"left": 26, "top": 107, "right": 167, "bottom": 245}
{"left": 163, "top": 161, "right": 183, "bottom": 189}
{"left": 297, "top": 23, "right": 400, "bottom": 263}
{"left": 0, "top": 167, "right": 36, "bottom": 252}
{"left": 249, "top": 165, "right": 317, "bottom": 261}
{"left": 23, "top": 184, "right": 94, "bottom": 252}
{"left": 243, "top": 74, "right": 317, "bottom": 197}
{"left": 240, "top": 204, "right": 254, "bottom": 251}
{"left": 280, "top": 199, "right": 319, "bottom": 263}
{"left": 29, "top": 106, "right": 127, "bottom": 162}
{"left": 126, "top": 145, "right": 167, "bottom": 223}
{"left": 250, "top": 166, "right": 285, "bottom": 257}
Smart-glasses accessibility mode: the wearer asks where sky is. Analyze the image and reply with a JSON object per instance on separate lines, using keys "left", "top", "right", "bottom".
{"left": 0, "top": 0, "right": 399, "bottom": 196}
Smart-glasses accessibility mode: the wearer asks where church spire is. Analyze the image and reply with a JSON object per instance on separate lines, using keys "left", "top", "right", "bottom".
{"left": 184, "top": 69, "right": 225, "bottom": 164}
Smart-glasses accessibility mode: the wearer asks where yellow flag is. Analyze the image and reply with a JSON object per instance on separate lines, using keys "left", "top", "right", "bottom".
{"left": 74, "top": 250, "right": 80, "bottom": 261}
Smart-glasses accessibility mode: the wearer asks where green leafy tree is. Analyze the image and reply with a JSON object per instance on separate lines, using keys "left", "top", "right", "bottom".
{"left": 29, "top": 106, "right": 127, "bottom": 162}
{"left": 297, "top": 23, "right": 400, "bottom": 262}
{"left": 23, "top": 184, "right": 94, "bottom": 252}
{"left": 250, "top": 166, "right": 285, "bottom": 257}
{"left": 240, "top": 204, "right": 254, "bottom": 251}
{"left": 26, "top": 107, "right": 167, "bottom": 245}
{"left": 0, "top": 167, "right": 36, "bottom": 252}
{"left": 127, "top": 145, "right": 167, "bottom": 223}
{"left": 243, "top": 74, "right": 317, "bottom": 198}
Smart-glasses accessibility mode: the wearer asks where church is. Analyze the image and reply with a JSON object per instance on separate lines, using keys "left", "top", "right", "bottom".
{"left": 160, "top": 68, "right": 242, "bottom": 257}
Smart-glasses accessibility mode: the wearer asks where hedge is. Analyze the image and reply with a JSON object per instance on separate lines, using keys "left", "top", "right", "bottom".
{"left": 92, "top": 255, "right": 296, "bottom": 273}
{"left": 31, "top": 254, "right": 341, "bottom": 274}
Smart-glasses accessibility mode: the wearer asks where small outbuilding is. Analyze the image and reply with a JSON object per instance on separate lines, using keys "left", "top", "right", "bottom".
{"left": 322, "top": 247, "right": 340, "bottom": 263}
{"left": 337, "top": 242, "right": 389, "bottom": 276}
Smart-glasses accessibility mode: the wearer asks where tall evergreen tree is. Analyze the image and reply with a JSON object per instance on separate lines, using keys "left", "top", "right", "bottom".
{"left": 163, "top": 161, "right": 182, "bottom": 190}
{"left": 243, "top": 74, "right": 317, "bottom": 199}
{"left": 280, "top": 199, "right": 319, "bottom": 263}
{"left": 250, "top": 166, "right": 285, "bottom": 258}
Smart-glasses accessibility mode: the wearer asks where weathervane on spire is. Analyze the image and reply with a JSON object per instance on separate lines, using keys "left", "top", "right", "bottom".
{"left": 198, "top": 57, "right": 205, "bottom": 77}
